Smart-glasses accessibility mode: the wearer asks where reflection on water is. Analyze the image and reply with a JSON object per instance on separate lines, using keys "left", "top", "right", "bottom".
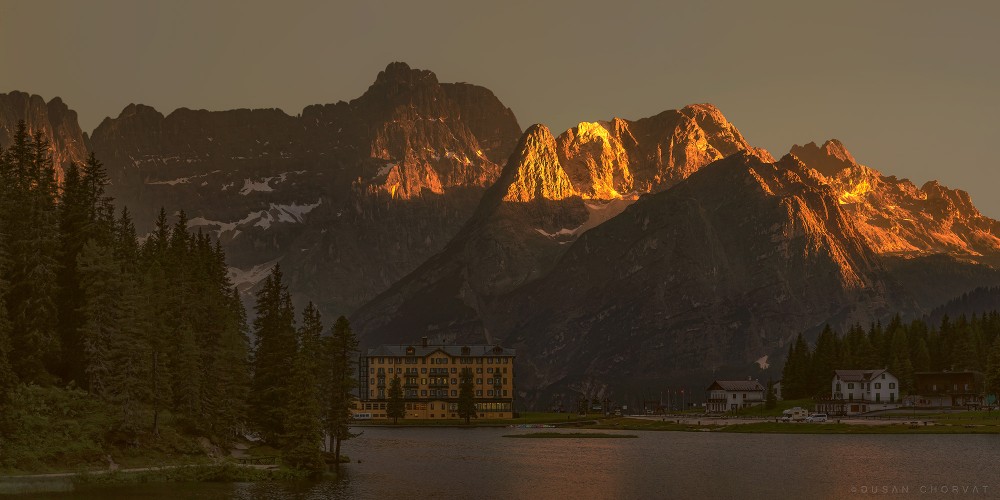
{"left": 21, "top": 427, "right": 1000, "bottom": 499}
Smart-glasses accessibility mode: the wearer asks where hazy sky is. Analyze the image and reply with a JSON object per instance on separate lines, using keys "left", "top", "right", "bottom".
{"left": 2, "top": 1, "right": 998, "bottom": 215}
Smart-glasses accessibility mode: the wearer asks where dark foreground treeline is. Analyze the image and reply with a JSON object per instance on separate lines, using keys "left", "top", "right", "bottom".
{"left": 781, "top": 312, "right": 1000, "bottom": 400}
{"left": 0, "top": 123, "right": 353, "bottom": 473}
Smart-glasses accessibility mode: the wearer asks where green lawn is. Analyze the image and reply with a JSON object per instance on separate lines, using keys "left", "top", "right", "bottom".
{"left": 502, "top": 432, "right": 637, "bottom": 439}
{"left": 719, "top": 422, "right": 1000, "bottom": 434}
{"left": 354, "top": 412, "right": 595, "bottom": 427}
{"left": 724, "top": 399, "right": 815, "bottom": 417}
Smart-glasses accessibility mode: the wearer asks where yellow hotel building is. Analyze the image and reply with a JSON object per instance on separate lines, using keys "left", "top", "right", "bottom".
{"left": 355, "top": 338, "right": 515, "bottom": 420}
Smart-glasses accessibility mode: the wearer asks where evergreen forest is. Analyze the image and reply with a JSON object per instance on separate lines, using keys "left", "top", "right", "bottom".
{"left": 0, "top": 123, "right": 354, "bottom": 474}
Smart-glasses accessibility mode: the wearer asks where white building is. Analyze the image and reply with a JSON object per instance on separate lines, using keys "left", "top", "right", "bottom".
{"left": 815, "top": 369, "right": 901, "bottom": 415}
{"left": 706, "top": 380, "right": 765, "bottom": 413}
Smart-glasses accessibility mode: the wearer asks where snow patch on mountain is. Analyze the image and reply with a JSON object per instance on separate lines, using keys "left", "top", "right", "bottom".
{"left": 228, "top": 258, "right": 281, "bottom": 293}
{"left": 238, "top": 172, "right": 305, "bottom": 195}
{"left": 188, "top": 199, "right": 322, "bottom": 235}
{"left": 146, "top": 170, "right": 221, "bottom": 186}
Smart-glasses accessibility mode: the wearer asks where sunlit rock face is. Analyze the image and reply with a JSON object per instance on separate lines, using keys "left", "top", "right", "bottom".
{"left": 88, "top": 62, "right": 522, "bottom": 315}
{"left": 486, "top": 152, "right": 900, "bottom": 405}
{"left": 790, "top": 139, "right": 1000, "bottom": 257}
{"left": 352, "top": 104, "right": 767, "bottom": 350}
{"left": 0, "top": 92, "right": 88, "bottom": 183}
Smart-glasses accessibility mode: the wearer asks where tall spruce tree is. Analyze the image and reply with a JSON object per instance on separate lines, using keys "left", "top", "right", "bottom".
{"left": 4, "top": 125, "right": 61, "bottom": 384}
{"left": 986, "top": 337, "right": 1000, "bottom": 400}
{"left": 283, "top": 303, "right": 325, "bottom": 471}
{"left": 387, "top": 375, "right": 404, "bottom": 424}
{"left": 458, "top": 367, "right": 476, "bottom": 423}
{"left": 325, "top": 315, "right": 358, "bottom": 472}
{"left": 249, "top": 265, "right": 297, "bottom": 445}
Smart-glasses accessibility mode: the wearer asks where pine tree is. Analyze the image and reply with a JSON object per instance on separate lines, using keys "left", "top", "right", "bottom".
{"left": 324, "top": 316, "right": 358, "bottom": 472}
{"left": 78, "top": 239, "right": 119, "bottom": 397}
{"left": 387, "top": 375, "right": 404, "bottom": 424}
{"left": 458, "top": 367, "right": 477, "bottom": 423}
{"left": 249, "top": 265, "right": 297, "bottom": 445}
{"left": 810, "top": 325, "right": 838, "bottom": 395}
{"left": 888, "top": 327, "right": 914, "bottom": 392}
{"left": 986, "top": 337, "right": 1000, "bottom": 401}
{"left": 765, "top": 378, "right": 777, "bottom": 409}
{"left": 282, "top": 303, "right": 325, "bottom": 472}
{"left": 139, "top": 209, "right": 174, "bottom": 434}
{"left": 4, "top": 125, "right": 61, "bottom": 384}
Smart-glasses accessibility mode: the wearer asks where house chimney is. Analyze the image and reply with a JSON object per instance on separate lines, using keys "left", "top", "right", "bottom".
{"left": 421, "top": 336, "right": 428, "bottom": 347}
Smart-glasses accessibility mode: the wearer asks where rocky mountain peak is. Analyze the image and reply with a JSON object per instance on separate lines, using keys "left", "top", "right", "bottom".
{"left": 369, "top": 61, "right": 440, "bottom": 96}
{"left": 502, "top": 124, "right": 575, "bottom": 202}
{"left": 0, "top": 91, "right": 89, "bottom": 182}
{"left": 789, "top": 139, "right": 858, "bottom": 178}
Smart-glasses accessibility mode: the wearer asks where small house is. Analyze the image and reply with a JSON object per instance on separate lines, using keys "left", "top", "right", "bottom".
{"left": 706, "top": 379, "right": 765, "bottom": 413}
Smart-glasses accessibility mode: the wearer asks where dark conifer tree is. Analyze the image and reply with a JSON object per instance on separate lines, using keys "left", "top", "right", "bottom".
{"left": 387, "top": 375, "right": 404, "bottom": 424}
{"left": 324, "top": 315, "right": 358, "bottom": 471}
{"left": 249, "top": 265, "right": 297, "bottom": 445}
{"left": 4, "top": 125, "right": 60, "bottom": 384}
{"left": 283, "top": 302, "right": 325, "bottom": 471}
{"left": 458, "top": 367, "right": 476, "bottom": 423}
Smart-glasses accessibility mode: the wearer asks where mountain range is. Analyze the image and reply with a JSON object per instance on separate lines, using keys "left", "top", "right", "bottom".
{"left": 3, "top": 62, "right": 999, "bottom": 407}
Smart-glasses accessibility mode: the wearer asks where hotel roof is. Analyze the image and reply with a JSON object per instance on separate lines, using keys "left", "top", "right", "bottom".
{"left": 366, "top": 344, "right": 515, "bottom": 357}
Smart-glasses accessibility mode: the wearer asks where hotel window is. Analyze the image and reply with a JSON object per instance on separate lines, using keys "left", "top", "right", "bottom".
{"left": 503, "top": 390, "right": 508, "bottom": 396}
{"left": 422, "top": 378, "right": 427, "bottom": 384}
{"left": 836, "top": 383, "right": 841, "bottom": 392}
{"left": 487, "top": 367, "right": 493, "bottom": 373}
{"left": 451, "top": 368, "right": 457, "bottom": 374}
{"left": 488, "top": 390, "right": 494, "bottom": 397}
{"left": 889, "top": 383, "right": 895, "bottom": 389}
{"left": 875, "top": 383, "right": 881, "bottom": 389}
{"left": 421, "top": 390, "right": 427, "bottom": 396}
{"left": 477, "top": 368, "right": 483, "bottom": 374}
{"left": 477, "top": 378, "right": 483, "bottom": 384}
{"left": 451, "top": 378, "right": 457, "bottom": 384}
{"left": 476, "top": 390, "right": 483, "bottom": 396}
{"left": 875, "top": 393, "right": 881, "bottom": 402}
{"left": 370, "top": 368, "right": 375, "bottom": 374}
{"left": 421, "top": 368, "right": 427, "bottom": 374}
{"left": 503, "top": 367, "right": 507, "bottom": 373}
{"left": 732, "top": 394, "right": 736, "bottom": 399}
{"left": 848, "top": 383, "right": 854, "bottom": 389}
{"left": 451, "top": 390, "right": 457, "bottom": 397}
{"left": 370, "top": 379, "right": 374, "bottom": 385}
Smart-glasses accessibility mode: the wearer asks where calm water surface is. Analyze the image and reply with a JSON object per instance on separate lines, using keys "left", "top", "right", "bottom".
{"left": 28, "top": 427, "right": 1000, "bottom": 499}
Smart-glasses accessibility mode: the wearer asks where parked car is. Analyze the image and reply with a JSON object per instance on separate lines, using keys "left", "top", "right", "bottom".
{"left": 806, "top": 413, "right": 828, "bottom": 422}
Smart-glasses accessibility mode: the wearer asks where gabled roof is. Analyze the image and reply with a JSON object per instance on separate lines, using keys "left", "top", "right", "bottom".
{"left": 366, "top": 344, "right": 515, "bottom": 357}
{"left": 833, "top": 369, "right": 889, "bottom": 382}
{"left": 707, "top": 380, "right": 764, "bottom": 392}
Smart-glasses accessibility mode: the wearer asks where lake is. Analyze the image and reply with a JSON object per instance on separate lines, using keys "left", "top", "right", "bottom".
{"left": 22, "top": 426, "right": 1000, "bottom": 498}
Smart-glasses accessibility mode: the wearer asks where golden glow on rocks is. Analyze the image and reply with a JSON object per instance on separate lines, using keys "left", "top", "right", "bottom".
{"left": 838, "top": 178, "right": 872, "bottom": 205}
{"left": 790, "top": 139, "right": 1000, "bottom": 257}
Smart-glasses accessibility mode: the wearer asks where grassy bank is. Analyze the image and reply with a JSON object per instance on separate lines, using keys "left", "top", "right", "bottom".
{"left": 0, "top": 385, "right": 218, "bottom": 475}
{"left": 354, "top": 412, "right": 594, "bottom": 427}
{"left": 75, "top": 463, "right": 313, "bottom": 485}
{"left": 502, "top": 432, "right": 637, "bottom": 439}
{"left": 718, "top": 422, "right": 1000, "bottom": 434}
{"left": 576, "top": 416, "right": 1000, "bottom": 434}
